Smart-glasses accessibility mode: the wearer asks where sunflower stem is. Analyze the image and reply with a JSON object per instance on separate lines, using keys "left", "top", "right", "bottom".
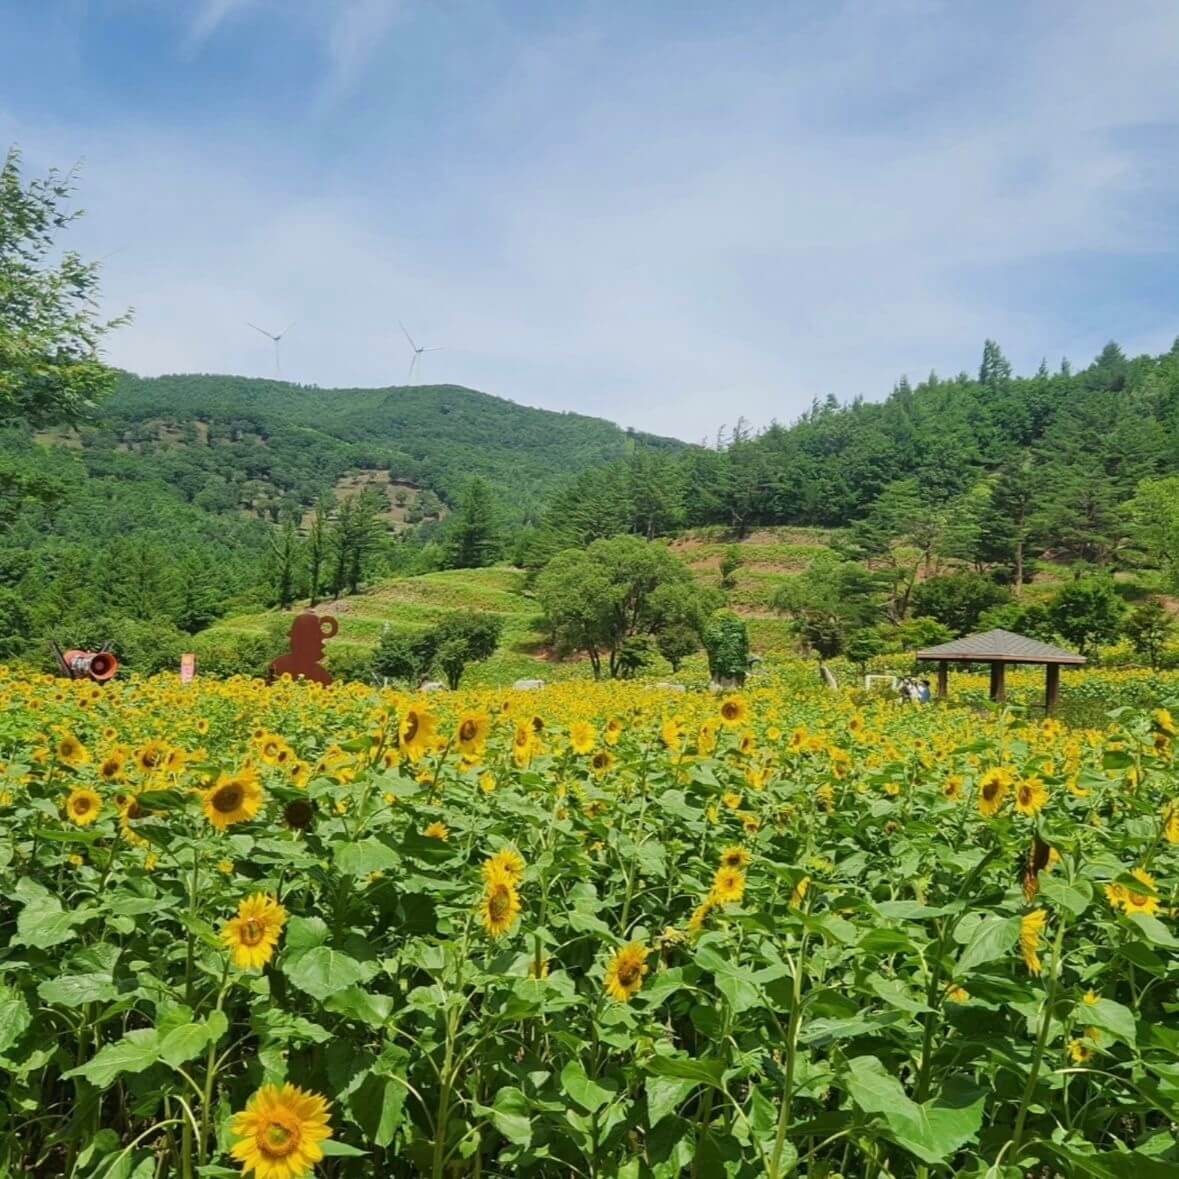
{"left": 1011, "top": 916, "right": 1067, "bottom": 1160}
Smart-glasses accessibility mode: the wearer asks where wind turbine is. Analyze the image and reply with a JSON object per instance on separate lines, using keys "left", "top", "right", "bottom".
{"left": 399, "top": 321, "right": 443, "bottom": 385}
{"left": 247, "top": 321, "right": 295, "bottom": 378}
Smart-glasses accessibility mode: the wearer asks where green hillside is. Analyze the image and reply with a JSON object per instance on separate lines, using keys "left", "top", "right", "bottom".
{"left": 99, "top": 372, "right": 686, "bottom": 516}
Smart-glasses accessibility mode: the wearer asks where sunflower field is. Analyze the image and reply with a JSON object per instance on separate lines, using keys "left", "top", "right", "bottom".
{"left": 0, "top": 666, "right": 1178, "bottom": 1178}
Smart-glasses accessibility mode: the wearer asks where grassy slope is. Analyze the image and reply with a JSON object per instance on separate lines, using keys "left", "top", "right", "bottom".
{"left": 208, "top": 527, "right": 834, "bottom": 685}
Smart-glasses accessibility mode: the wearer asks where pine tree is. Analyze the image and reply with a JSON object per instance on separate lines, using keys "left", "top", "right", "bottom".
{"left": 269, "top": 521, "right": 299, "bottom": 609}
{"left": 306, "top": 498, "right": 329, "bottom": 607}
{"left": 445, "top": 477, "right": 500, "bottom": 569}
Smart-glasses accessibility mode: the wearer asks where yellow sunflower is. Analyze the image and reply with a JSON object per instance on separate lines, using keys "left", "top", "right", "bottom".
{"left": 1153, "top": 708, "right": 1176, "bottom": 737}
{"left": 568, "top": 721, "right": 596, "bottom": 756}
{"left": 512, "top": 723, "right": 535, "bottom": 768}
{"left": 719, "top": 845, "right": 751, "bottom": 871}
{"left": 424, "top": 821, "right": 449, "bottom": 841}
{"left": 221, "top": 893, "right": 287, "bottom": 970}
{"left": 661, "top": 716, "right": 685, "bottom": 751}
{"left": 202, "top": 768, "right": 264, "bottom": 832}
{"left": 790, "top": 875, "right": 811, "bottom": 909}
{"left": 134, "top": 740, "right": 170, "bottom": 775}
{"left": 482, "top": 847, "right": 525, "bottom": 884}
{"left": 589, "top": 749, "right": 615, "bottom": 777}
{"left": 399, "top": 706, "right": 437, "bottom": 762}
{"left": 64, "top": 787, "right": 102, "bottom": 827}
{"left": 481, "top": 869, "right": 521, "bottom": 939}
{"left": 711, "top": 865, "right": 746, "bottom": 905}
{"left": 99, "top": 750, "right": 127, "bottom": 783}
{"left": 1020, "top": 908, "right": 1047, "bottom": 975}
{"left": 1014, "top": 777, "right": 1049, "bottom": 817}
{"left": 718, "top": 695, "right": 747, "bottom": 728}
{"left": 977, "top": 768, "right": 1011, "bottom": 818}
{"left": 456, "top": 712, "right": 491, "bottom": 756}
{"left": 1107, "top": 867, "right": 1160, "bottom": 917}
{"left": 697, "top": 722, "right": 718, "bottom": 756}
{"left": 56, "top": 732, "right": 90, "bottom": 769}
{"left": 229, "top": 1083, "right": 332, "bottom": 1179}
{"left": 604, "top": 717, "right": 623, "bottom": 747}
{"left": 603, "top": 942, "right": 650, "bottom": 1003}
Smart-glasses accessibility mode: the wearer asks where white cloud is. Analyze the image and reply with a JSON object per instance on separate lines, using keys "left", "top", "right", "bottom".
{"left": 6, "top": 0, "right": 1179, "bottom": 438}
{"left": 187, "top": 0, "right": 253, "bottom": 45}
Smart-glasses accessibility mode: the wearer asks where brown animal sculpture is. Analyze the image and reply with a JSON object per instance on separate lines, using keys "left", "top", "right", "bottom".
{"left": 269, "top": 611, "right": 338, "bottom": 685}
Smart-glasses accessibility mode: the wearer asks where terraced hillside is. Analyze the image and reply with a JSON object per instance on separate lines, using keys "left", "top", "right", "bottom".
{"left": 207, "top": 566, "right": 585, "bottom": 686}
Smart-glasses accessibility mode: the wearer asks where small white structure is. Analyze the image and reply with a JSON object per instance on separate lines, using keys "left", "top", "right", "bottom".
{"left": 864, "top": 674, "right": 899, "bottom": 692}
{"left": 512, "top": 678, "right": 546, "bottom": 690}
{"left": 654, "top": 682, "right": 687, "bottom": 692}
{"left": 420, "top": 680, "right": 446, "bottom": 692}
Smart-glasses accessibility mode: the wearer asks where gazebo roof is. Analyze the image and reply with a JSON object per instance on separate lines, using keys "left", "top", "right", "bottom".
{"left": 915, "top": 628, "right": 1086, "bottom": 666}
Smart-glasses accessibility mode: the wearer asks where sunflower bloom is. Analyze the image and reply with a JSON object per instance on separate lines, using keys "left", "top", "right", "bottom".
{"left": 481, "top": 869, "right": 521, "bottom": 939}
{"left": 719, "top": 845, "right": 751, "bottom": 871}
{"left": 718, "top": 695, "right": 747, "bottom": 728}
{"left": 1107, "top": 867, "right": 1160, "bottom": 916}
{"left": 711, "top": 865, "right": 746, "bottom": 904}
{"left": 1014, "top": 777, "right": 1049, "bottom": 817}
{"left": 56, "top": 733, "right": 90, "bottom": 769}
{"left": 604, "top": 942, "right": 650, "bottom": 1003}
{"left": 977, "top": 768, "right": 1011, "bottom": 818}
{"left": 222, "top": 893, "right": 287, "bottom": 970}
{"left": 424, "top": 821, "right": 449, "bottom": 841}
{"left": 661, "top": 716, "right": 685, "bottom": 751}
{"left": 568, "top": 722, "right": 596, "bottom": 756}
{"left": 399, "top": 706, "right": 437, "bottom": 762}
{"left": 604, "top": 717, "right": 623, "bottom": 747}
{"left": 790, "top": 875, "right": 811, "bottom": 909}
{"left": 65, "top": 787, "right": 102, "bottom": 827}
{"left": 456, "top": 712, "right": 490, "bottom": 756}
{"left": 1020, "top": 908, "right": 1047, "bottom": 975}
{"left": 229, "top": 1083, "right": 332, "bottom": 1179}
{"left": 483, "top": 847, "right": 525, "bottom": 884}
{"left": 203, "top": 768, "right": 264, "bottom": 832}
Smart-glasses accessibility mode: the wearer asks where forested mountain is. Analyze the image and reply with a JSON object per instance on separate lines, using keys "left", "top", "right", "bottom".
{"left": 533, "top": 339, "right": 1179, "bottom": 567}
{"left": 0, "top": 371, "right": 682, "bottom": 666}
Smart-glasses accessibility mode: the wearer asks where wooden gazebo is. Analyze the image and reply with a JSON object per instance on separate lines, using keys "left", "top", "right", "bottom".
{"left": 915, "top": 628, "right": 1085, "bottom": 712}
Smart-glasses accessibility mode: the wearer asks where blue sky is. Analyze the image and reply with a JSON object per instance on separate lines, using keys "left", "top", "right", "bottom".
{"left": 3, "top": 1, "right": 1178, "bottom": 439}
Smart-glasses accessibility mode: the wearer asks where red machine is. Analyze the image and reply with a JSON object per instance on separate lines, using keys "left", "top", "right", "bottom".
{"left": 53, "top": 643, "right": 120, "bottom": 683}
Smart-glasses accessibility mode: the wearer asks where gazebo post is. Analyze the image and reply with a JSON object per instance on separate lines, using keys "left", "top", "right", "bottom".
{"left": 1045, "top": 663, "right": 1060, "bottom": 714}
{"left": 937, "top": 660, "right": 948, "bottom": 699}
{"left": 989, "top": 661, "right": 1006, "bottom": 703}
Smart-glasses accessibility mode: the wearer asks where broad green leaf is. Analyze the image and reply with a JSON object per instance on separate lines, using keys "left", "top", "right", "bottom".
{"left": 490, "top": 1086, "right": 532, "bottom": 1146}
{"left": 561, "top": 1060, "right": 615, "bottom": 1113}
{"left": 66, "top": 1029, "right": 160, "bottom": 1088}
{"left": 643, "top": 1054, "right": 724, "bottom": 1086}
{"left": 1038, "top": 875, "right": 1091, "bottom": 918}
{"left": 645, "top": 1075, "right": 695, "bottom": 1127}
{"left": 319, "top": 1141, "right": 368, "bottom": 1157}
{"left": 160, "top": 1022, "right": 214, "bottom": 1068}
{"left": 283, "top": 946, "right": 369, "bottom": 1001}
{"left": 324, "top": 986, "right": 394, "bottom": 1027}
{"left": 38, "top": 973, "right": 119, "bottom": 1008}
{"left": 333, "top": 837, "right": 399, "bottom": 877}
{"left": 15, "top": 893, "right": 90, "bottom": 949}
{"left": 1129, "top": 914, "right": 1179, "bottom": 948}
{"left": 1081, "top": 998, "right": 1137, "bottom": 1047}
{"left": 954, "top": 915, "right": 1020, "bottom": 976}
{"left": 0, "top": 991, "right": 31, "bottom": 1054}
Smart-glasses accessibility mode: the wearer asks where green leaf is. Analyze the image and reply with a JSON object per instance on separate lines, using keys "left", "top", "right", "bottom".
{"left": 283, "top": 946, "right": 369, "bottom": 1001}
{"left": 38, "top": 973, "right": 119, "bottom": 1008}
{"left": 1129, "top": 914, "right": 1179, "bottom": 948}
{"left": 319, "top": 1141, "right": 369, "bottom": 1157}
{"left": 491, "top": 1086, "right": 532, "bottom": 1146}
{"left": 561, "top": 1060, "right": 615, "bottom": 1113}
{"left": 159, "top": 1022, "right": 214, "bottom": 1069}
{"left": 15, "top": 892, "right": 90, "bottom": 949}
{"left": 845, "top": 1058, "right": 985, "bottom": 1164}
{"left": 954, "top": 915, "right": 1020, "bottom": 976}
{"left": 333, "top": 838, "right": 399, "bottom": 877}
{"left": 1081, "top": 998, "right": 1137, "bottom": 1047}
{"left": 646, "top": 1075, "right": 695, "bottom": 1127}
{"left": 1037, "top": 875, "right": 1091, "bottom": 918}
{"left": 644, "top": 1054, "right": 724, "bottom": 1086}
{"left": 0, "top": 991, "right": 31, "bottom": 1054}
{"left": 323, "top": 986, "right": 394, "bottom": 1028}
{"left": 65, "top": 1029, "right": 160, "bottom": 1088}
